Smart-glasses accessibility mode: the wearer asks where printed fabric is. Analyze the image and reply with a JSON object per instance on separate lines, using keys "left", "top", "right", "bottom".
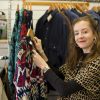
{"left": 13, "top": 36, "right": 47, "bottom": 100}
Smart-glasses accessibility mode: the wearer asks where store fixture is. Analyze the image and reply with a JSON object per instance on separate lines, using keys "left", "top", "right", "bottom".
{"left": 22, "top": 0, "right": 89, "bottom": 8}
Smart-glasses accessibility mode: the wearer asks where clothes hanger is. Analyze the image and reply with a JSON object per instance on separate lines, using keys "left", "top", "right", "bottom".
{"left": 83, "top": 3, "right": 88, "bottom": 11}
{"left": 22, "top": 0, "right": 25, "bottom": 9}
{"left": 63, "top": 4, "right": 68, "bottom": 9}
{"left": 92, "top": 6, "right": 98, "bottom": 12}
{"left": 59, "top": 3, "right": 63, "bottom": 10}
{"left": 75, "top": 3, "right": 84, "bottom": 13}
{"left": 27, "top": 27, "right": 34, "bottom": 41}
{"left": 47, "top": 5, "right": 52, "bottom": 13}
{"left": 66, "top": 3, "right": 71, "bottom": 10}
{"left": 16, "top": 4, "right": 19, "bottom": 11}
{"left": 30, "top": 2, "right": 32, "bottom": 11}
{"left": 26, "top": 2, "right": 30, "bottom": 10}
{"left": 55, "top": 3, "right": 60, "bottom": 12}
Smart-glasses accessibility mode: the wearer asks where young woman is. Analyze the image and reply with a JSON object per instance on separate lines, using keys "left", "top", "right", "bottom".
{"left": 33, "top": 16, "right": 100, "bottom": 100}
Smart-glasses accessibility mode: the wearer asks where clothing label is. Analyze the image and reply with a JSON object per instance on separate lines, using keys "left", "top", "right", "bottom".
{"left": 47, "top": 14, "right": 52, "bottom": 22}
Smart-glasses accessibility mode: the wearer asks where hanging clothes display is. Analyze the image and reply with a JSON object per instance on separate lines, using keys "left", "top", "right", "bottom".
{"left": 35, "top": 9, "right": 73, "bottom": 92}
{"left": 13, "top": 36, "right": 47, "bottom": 100}
{"left": 8, "top": 7, "right": 47, "bottom": 100}
{"left": 35, "top": 9, "right": 71, "bottom": 68}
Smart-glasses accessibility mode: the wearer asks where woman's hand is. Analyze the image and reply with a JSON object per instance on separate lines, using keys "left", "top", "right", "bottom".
{"left": 32, "top": 50, "right": 49, "bottom": 70}
{"left": 33, "top": 37, "right": 48, "bottom": 62}
{"left": 33, "top": 37, "right": 43, "bottom": 53}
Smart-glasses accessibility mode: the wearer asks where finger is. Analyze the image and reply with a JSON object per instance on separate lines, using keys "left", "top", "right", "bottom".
{"left": 34, "top": 37, "right": 39, "bottom": 42}
{"left": 33, "top": 37, "right": 37, "bottom": 43}
{"left": 34, "top": 37, "right": 41, "bottom": 43}
{"left": 34, "top": 36, "right": 39, "bottom": 40}
{"left": 32, "top": 50, "right": 37, "bottom": 55}
{"left": 32, "top": 52, "right": 37, "bottom": 59}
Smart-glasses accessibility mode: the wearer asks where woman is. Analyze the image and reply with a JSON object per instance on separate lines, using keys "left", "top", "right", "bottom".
{"left": 33, "top": 16, "right": 100, "bottom": 99}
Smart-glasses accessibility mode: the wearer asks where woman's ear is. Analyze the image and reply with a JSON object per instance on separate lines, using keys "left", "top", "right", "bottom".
{"left": 93, "top": 37, "right": 97, "bottom": 44}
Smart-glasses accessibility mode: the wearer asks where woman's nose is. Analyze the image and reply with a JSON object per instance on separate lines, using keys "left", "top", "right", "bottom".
{"left": 78, "top": 32, "right": 84, "bottom": 38}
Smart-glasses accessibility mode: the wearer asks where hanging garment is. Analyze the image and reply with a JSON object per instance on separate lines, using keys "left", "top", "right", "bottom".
{"left": 71, "top": 8, "right": 87, "bottom": 17}
{"left": 19, "top": 10, "right": 33, "bottom": 40}
{"left": 35, "top": 9, "right": 71, "bottom": 68}
{"left": 62, "top": 9, "right": 79, "bottom": 24}
{"left": 8, "top": 9, "right": 20, "bottom": 100}
{"left": 13, "top": 36, "right": 47, "bottom": 100}
{"left": 35, "top": 9, "right": 72, "bottom": 91}
{"left": 87, "top": 10, "right": 100, "bottom": 32}
{"left": 9, "top": 8, "right": 47, "bottom": 100}
{"left": 8, "top": 9, "right": 33, "bottom": 99}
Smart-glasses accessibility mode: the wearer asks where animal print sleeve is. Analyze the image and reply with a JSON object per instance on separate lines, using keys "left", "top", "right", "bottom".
{"left": 75, "top": 57, "right": 100, "bottom": 97}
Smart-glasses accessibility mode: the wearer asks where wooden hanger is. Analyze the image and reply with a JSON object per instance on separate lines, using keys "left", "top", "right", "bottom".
{"left": 66, "top": 3, "right": 71, "bottom": 10}
{"left": 59, "top": 4, "right": 63, "bottom": 10}
{"left": 26, "top": 2, "right": 29, "bottom": 10}
{"left": 30, "top": 2, "right": 32, "bottom": 10}
{"left": 22, "top": 0, "right": 25, "bottom": 9}
{"left": 48, "top": 5, "right": 52, "bottom": 13}
{"left": 75, "top": 3, "right": 84, "bottom": 13}
{"left": 92, "top": 6, "right": 98, "bottom": 12}
{"left": 27, "top": 27, "right": 35, "bottom": 40}
{"left": 16, "top": 4, "right": 19, "bottom": 11}
{"left": 55, "top": 3, "right": 60, "bottom": 12}
{"left": 98, "top": 6, "right": 100, "bottom": 11}
{"left": 63, "top": 4, "right": 68, "bottom": 9}
{"left": 51, "top": 3, "right": 55, "bottom": 11}
{"left": 83, "top": 3, "right": 88, "bottom": 11}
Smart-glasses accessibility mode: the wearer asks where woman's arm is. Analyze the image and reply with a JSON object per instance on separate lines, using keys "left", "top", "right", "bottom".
{"left": 32, "top": 50, "right": 84, "bottom": 97}
{"left": 44, "top": 69, "right": 84, "bottom": 96}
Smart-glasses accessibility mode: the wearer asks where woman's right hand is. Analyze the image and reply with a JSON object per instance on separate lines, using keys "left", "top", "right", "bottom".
{"left": 33, "top": 37, "right": 44, "bottom": 53}
{"left": 33, "top": 37, "right": 48, "bottom": 61}
{"left": 32, "top": 50, "right": 49, "bottom": 70}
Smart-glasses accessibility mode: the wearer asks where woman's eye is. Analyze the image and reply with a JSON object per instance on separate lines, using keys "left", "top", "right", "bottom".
{"left": 82, "top": 31, "right": 88, "bottom": 34}
{"left": 74, "top": 32, "right": 79, "bottom": 35}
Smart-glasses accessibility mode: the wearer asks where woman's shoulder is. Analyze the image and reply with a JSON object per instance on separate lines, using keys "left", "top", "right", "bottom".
{"left": 59, "top": 64, "right": 68, "bottom": 74}
{"left": 75, "top": 55, "right": 100, "bottom": 97}
{"left": 89, "top": 55, "right": 100, "bottom": 64}
{"left": 85, "top": 55, "right": 100, "bottom": 65}
{"left": 59, "top": 64, "right": 77, "bottom": 79}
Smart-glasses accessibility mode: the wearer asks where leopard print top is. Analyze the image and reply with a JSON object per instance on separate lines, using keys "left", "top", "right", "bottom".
{"left": 58, "top": 56, "right": 100, "bottom": 100}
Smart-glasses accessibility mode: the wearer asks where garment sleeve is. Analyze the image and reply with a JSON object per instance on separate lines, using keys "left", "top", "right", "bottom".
{"left": 75, "top": 57, "right": 100, "bottom": 96}
{"left": 44, "top": 69, "right": 84, "bottom": 97}
{"left": 59, "top": 64, "right": 67, "bottom": 75}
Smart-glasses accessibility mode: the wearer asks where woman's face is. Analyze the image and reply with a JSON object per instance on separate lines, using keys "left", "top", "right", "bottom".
{"left": 73, "top": 21, "right": 95, "bottom": 53}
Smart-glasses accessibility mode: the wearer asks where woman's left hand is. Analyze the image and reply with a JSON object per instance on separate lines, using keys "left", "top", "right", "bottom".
{"left": 32, "top": 50, "right": 49, "bottom": 70}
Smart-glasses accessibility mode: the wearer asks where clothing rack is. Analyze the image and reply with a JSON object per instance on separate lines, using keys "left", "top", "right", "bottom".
{"left": 22, "top": 0, "right": 89, "bottom": 7}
